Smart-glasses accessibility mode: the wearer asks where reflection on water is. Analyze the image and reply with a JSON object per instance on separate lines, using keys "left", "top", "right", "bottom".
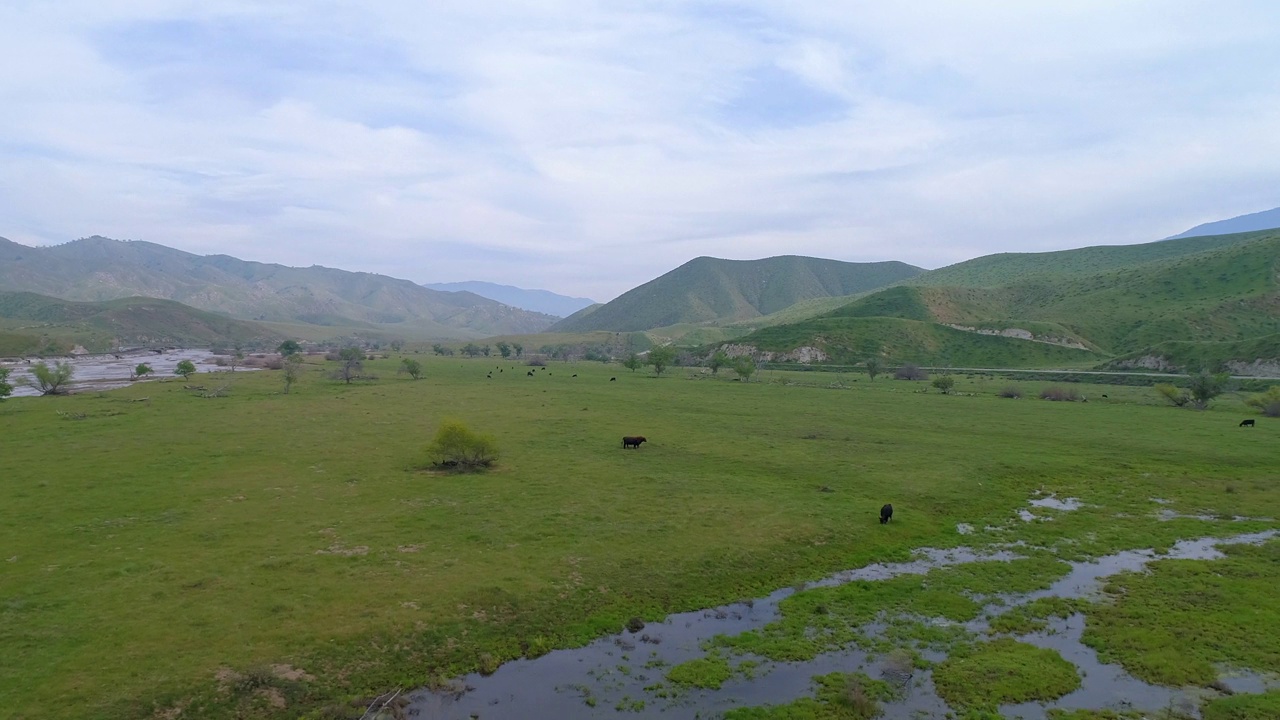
{"left": 0, "top": 349, "right": 247, "bottom": 397}
{"left": 408, "top": 531, "right": 1278, "bottom": 719}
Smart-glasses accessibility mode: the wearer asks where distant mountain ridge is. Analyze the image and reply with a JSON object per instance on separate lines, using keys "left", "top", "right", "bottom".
{"left": 421, "top": 280, "right": 596, "bottom": 317}
{"left": 1167, "top": 206, "right": 1280, "bottom": 240}
{"left": 0, "top": 236, "right": 558, "bottom": 339}
{"left": 549, "top": 255, "right": 924, "bottom": 333}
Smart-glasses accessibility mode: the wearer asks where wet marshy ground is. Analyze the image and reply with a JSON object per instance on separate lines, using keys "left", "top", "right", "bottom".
{"left": 406, "top": 524, "right": 1279, "bottom": 719}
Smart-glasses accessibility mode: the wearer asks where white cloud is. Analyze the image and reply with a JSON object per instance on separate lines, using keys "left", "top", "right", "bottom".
{"left": 1, "top": 1, "right": 1278, "bottom": 299}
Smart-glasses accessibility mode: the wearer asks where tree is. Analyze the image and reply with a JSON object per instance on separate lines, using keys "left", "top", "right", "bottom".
{"left": 283, "top": 354, "right": 304, "bottom": 394}
{"left": 512, "top": 343, "right": 524, "bottom": 358}
{"left": 1154, "top": 383, "right": 1191, "bottom": 407}
{"left": 400, "top": 358, "right": 423, "bottom": 380}
{"left": 31, "top": 361, "right": 74, "bottom": 395}
{"left": 932, "top": 375, "right": 955, "bottom": 394}
{"left": 229, "top": 348, "right": 245, "bottom": 373}
{"left": 0, "top": 367, "right": 12, "bottom": 400}
{"left": 277, "top": 340, "right": 302, "bottom": 357}
{"left": 133, "top": 363, "right": 154, "bottom": 381}
{"left": 648, "top": 346, "right": 676, "bottom": 376}
{"left": 390, "top": 339, "right": 404, "bottom": 352}
{"left": 425, "top": 419, "right": 499, "bottom": 469}
{"left": 732, "top": 356, "right": 756, "bottom": 382}
{"left": 708, "top": 350, "right": 731, "bottom": 375}
{"left": 1246, "top": 387, "right": 1280, "bottom": 417}
{"left": 497, "top": 342, "right": 512, "bottom": 358}
{"left": 461, "top": 343, "right": 482, "bottom": 357}
{"left": 894, "top": 363, "right": 928, "bottom": 381}
{"left": 623, "top": 353, "right": 643, "bottom": 372}
{"left": 432, "top": 344, "right": 447, "bottom": 356}
{"left": 481, "top": 345, "right": 491, "bottom": 357}
{"left": 336, "top": 346, "right": 364, "bottom": 384}
{"left": 1187, "top": 371, "right": 1230, "bottom": 410}
{"left": 175, "top": 359, "right": 197, "bottom": 379}
{"left": 865, "top": 357, "right": 882, "bottom": 381}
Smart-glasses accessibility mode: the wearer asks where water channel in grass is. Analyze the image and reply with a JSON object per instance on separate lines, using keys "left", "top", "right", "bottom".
{"left": 0, "top": 348, "right": 250, "bottom": 397}
{"left": 406, "top": 525, "right": 1278, "bottom": 720}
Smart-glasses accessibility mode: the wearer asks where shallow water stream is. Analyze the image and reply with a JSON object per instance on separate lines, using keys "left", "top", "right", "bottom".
{"left": 406, "top": 529, "right": 1278, "bottom": 719}
{"left": 1, "top": 348, "right": 243, "bottom": 397}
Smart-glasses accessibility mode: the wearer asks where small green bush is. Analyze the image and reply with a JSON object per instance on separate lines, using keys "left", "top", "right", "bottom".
{"left": 998, "top": 386, "right": 1022, "bottom": 399}
{"left": 426, "top": 420, "right": 499, "bottom": 469}
{"left": 1246, "top": 387, "right": 1280, "bottom": 417}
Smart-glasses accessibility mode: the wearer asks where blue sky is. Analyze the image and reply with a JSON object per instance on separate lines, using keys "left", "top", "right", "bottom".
{"left": 2, "top": 2, "right": 1278, "bottom": 300}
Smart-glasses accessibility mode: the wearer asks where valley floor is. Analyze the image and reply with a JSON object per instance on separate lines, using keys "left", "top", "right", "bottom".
{"left": 0, "top": 356, "right": 1276, "bottom": 719}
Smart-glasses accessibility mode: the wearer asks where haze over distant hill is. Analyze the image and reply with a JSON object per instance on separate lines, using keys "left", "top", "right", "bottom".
{"left": 550, "top": 255, "right": 923, "bottom": 333}
{"left": 0, "top": 236, "right": 557, "bottom": 340}
{"left": 1167, "top": 206, "right": 1280, "bottom": 240}
{"left": 421, "top": 280, "right": 596, "bottom": 317}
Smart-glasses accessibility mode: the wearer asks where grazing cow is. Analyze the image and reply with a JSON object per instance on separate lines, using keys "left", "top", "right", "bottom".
{"left": 1101, "top": 394, "right": 1108, "bottom": 398}
{"left": 880, "top": 503, "right": 894, "bottom": 524}
{"left": 572, "top": 374, "right": 577, "bottom": 378}
{"left": 527, "top": 370, "right": 534, "bottom": 376}
{"left": 610, "top": 377, "right": 617, "bottom": 382}
{"left": 1240, "top": 419, "right": 1256, "bottom": 427}
{"left": 622, "top": 436, "right": 647, "bottom": 449}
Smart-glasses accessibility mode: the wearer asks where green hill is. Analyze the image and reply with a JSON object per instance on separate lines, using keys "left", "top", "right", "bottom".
{"left": 0, "top": 291, "right": 281, "bottom": 356}
{"left": 549, "top": 255, "right": 922, "bottom": 333}
{"left": 741, "top": 316, "right": 1102, "bottom": 368}
{"left": 1105, "top": 335, "right": 1280, "bottom": 375}
{"left": 721, "top": 231, "right": 1279, "bottom": 371}
{"left": 0, "top": 236, "right": 557, "bottom": 339}
{"left": 905, "top": 230, "right": 1273, "bottom": 288}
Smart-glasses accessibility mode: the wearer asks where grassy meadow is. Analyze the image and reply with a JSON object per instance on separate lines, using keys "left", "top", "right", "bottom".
{"left": 1, "top": 354, "right": 1278, "bottom": 718}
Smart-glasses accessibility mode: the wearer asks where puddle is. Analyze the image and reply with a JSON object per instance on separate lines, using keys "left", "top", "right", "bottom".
{"left": 406, "top": 531, "right": 1277, "bottom": 719}
{"left": 1029, "top": 496, "right": 1084, "bottom": 511}
{"left": 0, "top": 349, "right": 250, "bottom": 397}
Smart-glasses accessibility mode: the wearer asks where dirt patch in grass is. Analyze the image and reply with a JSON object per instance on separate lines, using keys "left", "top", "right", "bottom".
{"left": 933, "top": 638, "right": 1081, "bottom": 710}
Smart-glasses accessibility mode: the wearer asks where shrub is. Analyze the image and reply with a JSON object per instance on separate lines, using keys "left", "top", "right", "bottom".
{"left": 264, "top": 357, "right": 284, "bottom": 370}
{"left": 1155, "top": 383, "right": 1190, "bottom": 407}
{"left": 1040, "top": 386, "right": 1079, "bottom": 402}
{"left": 894, "top": 363, "right": 928, "bottom": 381}
{"left": 931, "top": 375, "right": 955, "bottom": 394}
{"left": 526, "top": 359, "right": 546, "bottom": 367}
{"left": 1245, "top": 387, "right": 1280, "bottom": 417}
{"left": 31, "top": 361, "right": 75, "bottom": 395}
{"left": 998, "top": 386, "right": 1022, "bottom": 399}
{"left": 425, "top": 420, "right": 499, "bottom": 469}
{"left": 1187, "top": 371, "right": 1230, "bottom": 410}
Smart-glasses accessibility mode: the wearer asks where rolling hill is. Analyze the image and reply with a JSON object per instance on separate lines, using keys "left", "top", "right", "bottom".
{"left": 421, "top": 280, "right": 596, "bottom": 317}
{"left": 0, "top": 236, "right": 558, "bottom": 339}
{"left": 549, "top": 255, "right": 923, "bottom": 333}
{"left": 0, "top": 291, "right": 281, "bottom": 356}
{"left": 721, "top": 230, "right": 1280, "bottom": 372}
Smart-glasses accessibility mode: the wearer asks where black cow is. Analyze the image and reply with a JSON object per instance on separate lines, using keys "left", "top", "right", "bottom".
{"left": 1240, "top": 419, "right": 1256, "bottom": 427}
{"left": 527, "top": 370, "right": 534, "bottom": 376}
{"left": 622, "top": 436, "right": 647, "bottom": 449}
{"left": 610, "top": 377, "right": 617, "bottom": 382}
{"left": 880, "top": 503, "right": 894, "bottom": 524}
{"left": 572, "top": 374, "right": 577, "bottom": 378}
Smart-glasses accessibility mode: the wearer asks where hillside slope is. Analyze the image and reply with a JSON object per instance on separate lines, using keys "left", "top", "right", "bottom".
{"left": 834, "top": 233, "right": 1280, "bottom": 355}
{"left": 550, "top": 255, "right": 922, "bottom": 333}
{"left": 905, "top": 229, "right": 1272, "bottom": 289}
{"left": 720, "top": 230, "right": 1279, "bottom": 371}
{"left": 0, "top": 236, "right": 557, "bottom": 339}
{"left": 0, "top": 291, "right": 280, "bottom": 355}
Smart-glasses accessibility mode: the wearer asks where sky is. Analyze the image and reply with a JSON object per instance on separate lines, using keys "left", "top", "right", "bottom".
{"left": 2, "top": 2, "right": 1278, "bottom": 301}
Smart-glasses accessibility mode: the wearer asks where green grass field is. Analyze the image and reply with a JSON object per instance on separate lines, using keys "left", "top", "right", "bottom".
{"left": 1, "top": 355, "right": 1277, "bottom": 718}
